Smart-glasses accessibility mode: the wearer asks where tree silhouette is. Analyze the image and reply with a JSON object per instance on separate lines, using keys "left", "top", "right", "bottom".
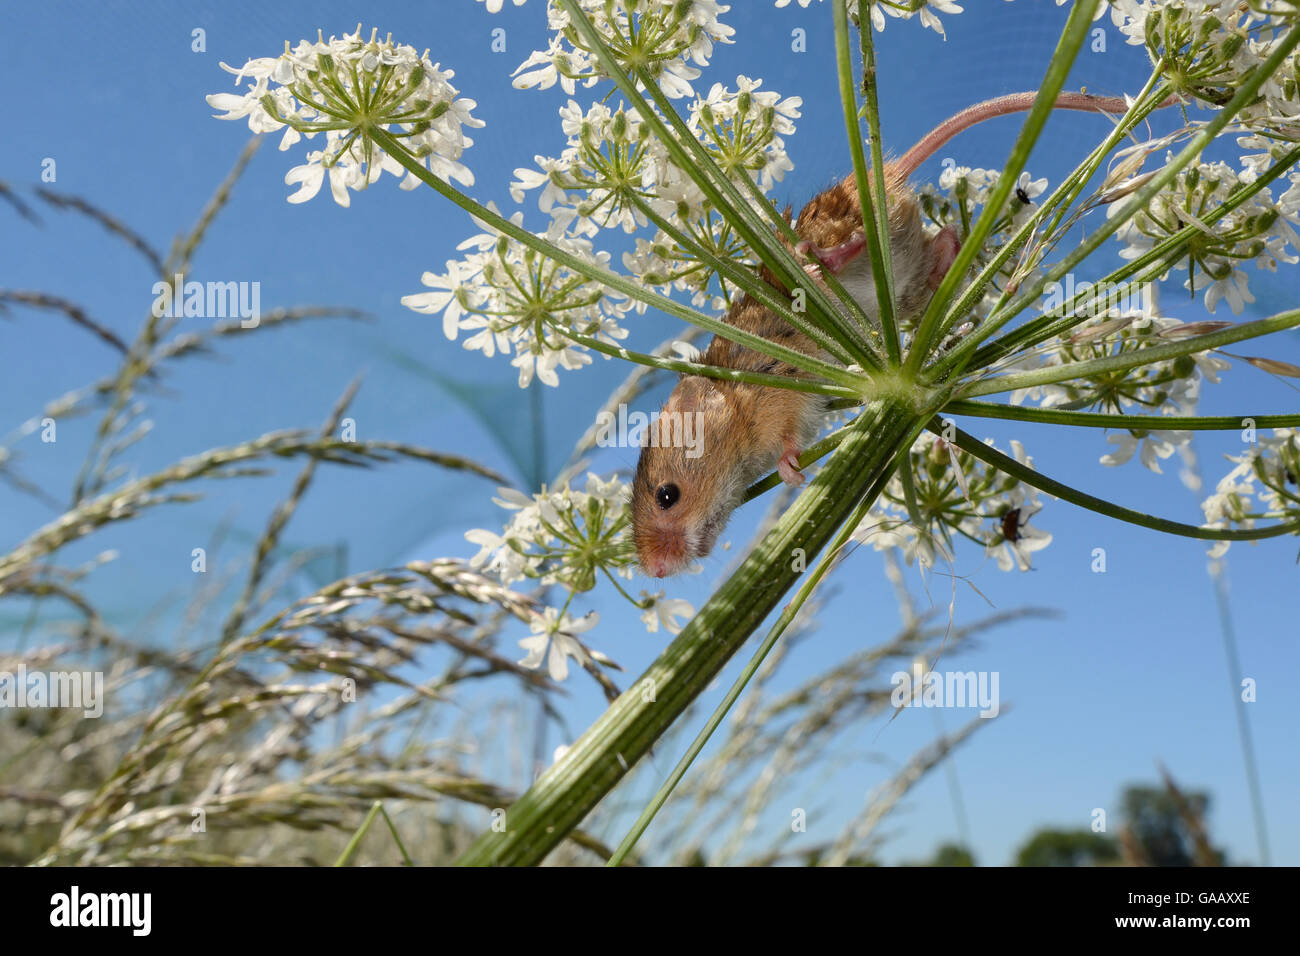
{"left": 1014, "top": 775, "right": 1225, "bottom": 866}
{"left": 1014, "top": 829, "right": 1119, "bottom": 867}
{"left": 1119, "top": 781, "right": 1224, "bottom": 866}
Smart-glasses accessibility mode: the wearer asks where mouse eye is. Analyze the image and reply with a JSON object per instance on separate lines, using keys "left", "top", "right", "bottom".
{"left": 654, "top": 483, "right": 680, "bottom": 510}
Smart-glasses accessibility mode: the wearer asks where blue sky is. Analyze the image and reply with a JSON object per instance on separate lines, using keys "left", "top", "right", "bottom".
{"left": 2, "top": 1, "right": 1296, "bottom": 865}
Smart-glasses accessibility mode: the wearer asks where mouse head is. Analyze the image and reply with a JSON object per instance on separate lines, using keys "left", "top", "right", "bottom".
{"left": 631, "top": 378, "right": 740, "bottom": 577}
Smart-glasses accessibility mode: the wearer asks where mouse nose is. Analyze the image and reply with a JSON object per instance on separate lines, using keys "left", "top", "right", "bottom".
{"left": 640, "top": 552, "right": 681, "bottom": 578}
{"left": 636, "top": 529, "right": 686, "bottom": 578}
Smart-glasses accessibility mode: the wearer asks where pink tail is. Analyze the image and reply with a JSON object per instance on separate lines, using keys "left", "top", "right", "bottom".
{"left": 893, "top": 91, "right": 1179, "bottom": 180}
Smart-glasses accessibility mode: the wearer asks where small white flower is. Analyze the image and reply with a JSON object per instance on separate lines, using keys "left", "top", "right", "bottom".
{"left": 640, "top": 592, "right": 695, "bottom": 634}
{"left": 518, "top": 609, "right": 598, "bottom": 681}
{"left": 938, "top": 166, "right": 999, "bottom": 206}
{"left": 806, "top": 0, "right": 965, "bottom": 38}
{"left": 1099, "top": 430, "right": 1187, "bottom": 474}
{"left": 1015, "top": 172, "right": 1047, "bottom": 201}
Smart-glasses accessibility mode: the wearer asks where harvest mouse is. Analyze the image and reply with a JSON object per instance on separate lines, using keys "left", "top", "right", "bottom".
{"left": 632, "top": 91, "right": 1168, "bottom": 577}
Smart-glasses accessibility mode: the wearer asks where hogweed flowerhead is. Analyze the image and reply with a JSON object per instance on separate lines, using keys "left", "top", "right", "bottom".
{"left": 401, "top": 206, "right": 634, "bottom": 387}
{"left": 1110, "top": 1, "right": 1300, "bottom": 124}
{"left": 465, "top": 473, "right": 694, "bottom": 677}
{"left": 690, "top": 77, "right": 802, "bottom": 190}
{"left": 510, "top": 78, "right": 799, "bottom": 239}
{"left": 206, "top": 25, "right": 484, "bottom": 206}
{"left": 1135, "top": 1, "right": 1256, "bottom": 103}
{"left": 511, "top": 100, "right": 659, "bottom": 239}
{"left": 465, "top": 473, "right": 636, "bottom": 592}
{"left": 1009, "top": 310, "right": 1226, "bottom": 415}
{"left": 507, "top": 0, "right": 736, "bottom": 99}
{"left": 1109, "top": 157, "right": 1300, "bottom": 314}
{"left": 1202, "top": 428, "right": 1300, "bottom": 556}
{"left": 855, "top": 433, "right": 1052, "bottom": 571}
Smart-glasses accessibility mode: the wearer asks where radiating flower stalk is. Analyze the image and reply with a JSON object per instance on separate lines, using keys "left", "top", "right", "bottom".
{"left": 208, "top": 0, "right": 1300, "bottom": 865}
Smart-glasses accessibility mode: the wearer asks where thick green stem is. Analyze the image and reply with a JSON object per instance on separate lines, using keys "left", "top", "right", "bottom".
{"left": 606, "top": 444, "right": 904, "bottom": 865}
{"left": 453, "top": 395, "right": 926, "bottom": 865}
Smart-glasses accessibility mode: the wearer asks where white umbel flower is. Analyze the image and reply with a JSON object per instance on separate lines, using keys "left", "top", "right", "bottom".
{"left": 207, "top": 25, "right": 484, "bottom": 206}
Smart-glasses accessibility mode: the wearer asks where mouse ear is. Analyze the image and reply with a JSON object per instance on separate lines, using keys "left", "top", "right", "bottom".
{"left": 668, "top": 374, "right": 719, "bottom": 416}
{"left": 670, "top": 378, "right": 702, "bottom": 413}
{"left": 927, "top": 225, "right": 961, "bottom": 289}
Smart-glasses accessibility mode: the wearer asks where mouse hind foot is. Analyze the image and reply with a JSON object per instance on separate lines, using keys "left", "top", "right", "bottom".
{"left": 778, "top": 449, "right": 805, "bottom": 486}
{"left": 797, "top": 232, "right": 866, "bottom": 275}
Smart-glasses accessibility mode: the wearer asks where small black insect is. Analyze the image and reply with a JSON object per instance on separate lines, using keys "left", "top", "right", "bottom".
{"left": 1001, "top": 507, "right": 1022, "bottom": 543}
{"left": 1015, "top": 186, "right": 1031, "bottom": 204}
